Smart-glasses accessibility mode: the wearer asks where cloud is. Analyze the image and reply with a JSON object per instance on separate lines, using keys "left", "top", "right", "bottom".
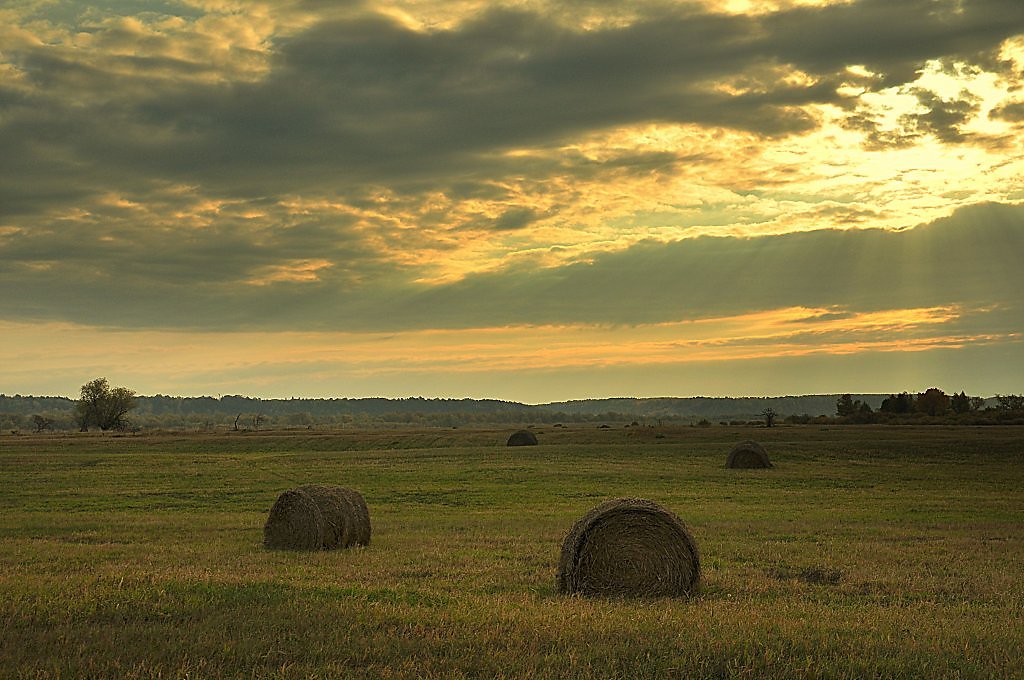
{"left": 394, "top": 201, "right": 1024, "bottom": 327}
{"left": 992, "top": 101, "right": 1024, "bottom": 123}
{"left": 2, "top": 198, "right": 1021, "bottom": 336}
{"left": 5, "top": 0, "right": 1023, "bottom": 205}
{"left": 1, "top": 1, "right": 1023, "bottom": 336}
{"left": 3, "top": 2, "right": 1021, "bottom": 216}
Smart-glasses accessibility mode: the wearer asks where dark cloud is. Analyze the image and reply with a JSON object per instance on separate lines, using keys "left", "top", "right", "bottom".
{"left": 992, "top": 101, "right": 1024, "bottom": 122}
{"left": 905, "top": 88, "right": 981, "bottom": 143}
{"left": 5, "top": 0, "right": 1022, "bottom": 208}
{"left": 763, "top": 0, "right": 1024, "bottom": 81}
{"left": 2, "top": 201, "right": 1021, "bottom": 334}
{"left": 491, "top": 208, "right": 541, "bottom": 231}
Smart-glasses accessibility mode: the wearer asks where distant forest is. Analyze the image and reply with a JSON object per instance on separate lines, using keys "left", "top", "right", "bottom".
{"left": 2, "top": 391, "right": 1019, "bottom": 432}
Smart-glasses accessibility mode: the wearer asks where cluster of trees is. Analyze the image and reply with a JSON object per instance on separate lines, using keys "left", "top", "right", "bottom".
{"left": 834, "top": 389, "right": 1024, "bottom": 423}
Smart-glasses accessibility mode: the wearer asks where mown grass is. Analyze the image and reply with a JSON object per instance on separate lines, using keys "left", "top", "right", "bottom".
{"left": 1, "top": 425, "right": 1022, "bottom": 678}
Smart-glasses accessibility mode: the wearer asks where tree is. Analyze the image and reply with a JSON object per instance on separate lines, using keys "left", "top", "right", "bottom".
{"left": 761, "top": 408, "right": 777, "bottom": 428}
{"left": 880, "top": 392, "right": 914, "bottom": 414}
{"left": 75, "top": 378, "right": 137, "bottom": 431}
{"left": 836, "top": 394, "right": 856, "bottom": 417}
{"left": 31, "top": 414, "right": 53, "bottom": 433}
{"left": 950, "top": 391, "right": 972, "bottom": 414}
{"left": 915, "top": 388, "right": 950, "bottom": 417}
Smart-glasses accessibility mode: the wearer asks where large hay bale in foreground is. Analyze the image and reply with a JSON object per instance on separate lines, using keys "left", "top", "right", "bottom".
{"left": 263, "top": 488, "right": 325, "bottom": 550}
{"left": 507, "top": 429, "right": 539, "bottom": 446}
{"left": 335, "top": 486, "right": 372, "bottom": 546}
{"left": 264, "top": 485, "right": 371, "bottom": 550}
{"left": 557, "top": 498, "right": 701, "bottom": 598}
{"left": 726, "top": 440, "right": 773, "bottom": 468}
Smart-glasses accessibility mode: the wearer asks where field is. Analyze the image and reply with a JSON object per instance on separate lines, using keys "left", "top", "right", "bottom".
{"left": 1, "top": 425, "right": 1022, "bottom": 678}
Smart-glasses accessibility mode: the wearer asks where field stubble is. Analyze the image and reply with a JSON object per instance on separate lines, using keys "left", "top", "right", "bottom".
{"left": 0, "top": 425, "right": 1022, "bottom": 678}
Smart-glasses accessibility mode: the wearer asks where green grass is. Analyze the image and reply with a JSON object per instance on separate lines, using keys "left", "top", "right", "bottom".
{"left": 1, "top": 425, "right": 1022, "bottom": 678}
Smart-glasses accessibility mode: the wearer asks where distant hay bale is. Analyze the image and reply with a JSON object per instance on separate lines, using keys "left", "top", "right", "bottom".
{"left": 726, "top": 440, "right": 773, "bottom": 468}
{"left": 507, "top": 429, "right": 539, "bottom": 446}
{"left": 264, "top": 485, "right": 371, "bottom": 550}
{"left": 557, "top": 498, "right": 701, "bottom": 598}
{"left": 263, "top": 488, "right": 325, "bottom": 550}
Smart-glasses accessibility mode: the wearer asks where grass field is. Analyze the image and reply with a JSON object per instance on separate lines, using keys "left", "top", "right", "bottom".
{"left": 1, "top": 425, "right": 1022, "bottom": 678}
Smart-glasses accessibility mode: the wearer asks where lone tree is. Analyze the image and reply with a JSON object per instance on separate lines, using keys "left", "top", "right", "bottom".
{"left": 75, "top": 378, "right": 137, "bottom": 431}
{"left": 761, "top": 408, "right": 777, "bottom": 428}
{"left": 31, "top": 415, "right": 53, "bottom": 433}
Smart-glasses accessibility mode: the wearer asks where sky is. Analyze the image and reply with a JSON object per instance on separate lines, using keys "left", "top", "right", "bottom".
{"left": 1, "top": 0, "right": 1023, "bottom": 403}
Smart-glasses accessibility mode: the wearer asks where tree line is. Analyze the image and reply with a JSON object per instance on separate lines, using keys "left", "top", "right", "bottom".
{"left": 3, "top": 378, "right": 656, "bottom": 433}
{"left": 3, "top": 379, "right": 1023, "bottom": 434}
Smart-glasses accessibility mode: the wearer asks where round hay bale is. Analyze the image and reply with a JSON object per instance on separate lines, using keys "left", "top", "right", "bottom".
{"left": 557, "top": 498, "right": 701, "bottom": 598}
{"left": 507, "top": 429, "right": 538, "bottom": 446}
{"left": 726, "top": 440, "right": 772, "bottom": 468}
{"left": 335, "top": 486, "right": 371, "bottom": 546}
{"left": 263, "top": 488, "right": 325, "bottom": 550}
{"left": 297, "top": 484, "right": 354, "bottom": 549}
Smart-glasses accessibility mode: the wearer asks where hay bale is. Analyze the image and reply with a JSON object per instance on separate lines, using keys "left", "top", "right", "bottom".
{"left": 507, "top": 429, "right": 538, "bottom": 446}
{"left": 264, "top": 485, "right": 371, "bottom": 550}
{"left": 557, "top": 498, "right": 701, "bottom": 598}
{"left": 263, "top": 488, "right": 325, "bottom": 550}
{"left": 726, "top": 440, "right": 772, "bottom": 468}
{"left": 335, "top": 486, "right": 372, "bottom": 546}
{"left": 297, "top": 484, "right": 355, "bottom": 549}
